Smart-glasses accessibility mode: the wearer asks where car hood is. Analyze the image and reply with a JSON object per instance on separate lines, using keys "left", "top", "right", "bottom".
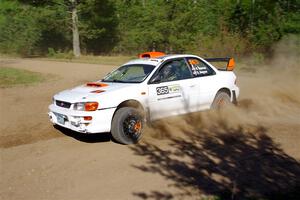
{"left": 54, "top": 81, "right": 135, "bottom": 103}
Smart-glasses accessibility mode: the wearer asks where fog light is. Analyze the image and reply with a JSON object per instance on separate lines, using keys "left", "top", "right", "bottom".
{"left": 71, "top": 121, "right": 80, "bottom": 127}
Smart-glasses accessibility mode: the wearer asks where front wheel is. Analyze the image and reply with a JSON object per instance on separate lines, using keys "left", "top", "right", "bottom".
{"left": 111, "top": 107, "right": 145, "bottom": 144}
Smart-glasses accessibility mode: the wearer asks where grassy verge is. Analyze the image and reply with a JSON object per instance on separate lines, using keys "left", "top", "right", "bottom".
{"left": 0, "top": 67, "right": 46, "bottom": 88}
{"left": 42, "top": 55, "right": 135, "bottom": 66}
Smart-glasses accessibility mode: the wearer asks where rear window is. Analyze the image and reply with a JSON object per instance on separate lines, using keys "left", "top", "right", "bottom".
{"left": 187, "top": 58, "right": 216, "bottom": 77}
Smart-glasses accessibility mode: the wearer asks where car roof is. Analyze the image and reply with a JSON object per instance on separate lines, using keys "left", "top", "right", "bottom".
{"left": 123, "top": 54, "right": 199, "bottom": 66}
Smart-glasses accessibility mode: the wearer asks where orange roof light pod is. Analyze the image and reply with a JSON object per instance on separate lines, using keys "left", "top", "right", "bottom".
{"left": 139, "top": 52, "right": 165, "bottom": 59}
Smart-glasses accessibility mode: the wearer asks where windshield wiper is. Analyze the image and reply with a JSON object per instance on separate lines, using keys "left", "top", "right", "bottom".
{"left": 102, "top": 79, "right": 126, "bottom": 83}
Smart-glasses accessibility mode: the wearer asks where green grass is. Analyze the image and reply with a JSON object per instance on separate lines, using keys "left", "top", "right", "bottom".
{"left": 0, "top": 67, "right": 46, "bottom": 88}
{"left": 43, "top": 55, "right": 136, "bottom": 66}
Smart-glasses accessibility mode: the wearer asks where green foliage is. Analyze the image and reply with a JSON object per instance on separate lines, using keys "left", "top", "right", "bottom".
{"left": 47, "top": 48, "right": 73, "bottom": 60}
{"left": 0, "top": 1, "right": 42, "bottom": 56}
{"left": 114, "top": 0, "right": 224, "bottom": 54}
{"left": 281, "top": 0, "right": 300, "bottom": 34}
{"left": 47, "top": 48, "right": 56, "bottom": 57}
{"left": 195, "top": 32, "right": 250, "bottom": 57}
{"left": 0, "top": 67, "right": 45, "bottom": 87}
{"left": 0, "top": 0, "right": 299, "bottom": 56}
{"left": 228, "top": 0, "right": 300, "bottom": 50}
{"left": 79, "top": 0, "right": 119, "bottom": 53}
{"left": 35, "top": 1, "right": 71, "bottom": 54}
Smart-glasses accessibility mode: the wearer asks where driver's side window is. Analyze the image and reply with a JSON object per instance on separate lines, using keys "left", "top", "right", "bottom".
{"left": 155, "top": 59, "right": 192, "bottom": 83}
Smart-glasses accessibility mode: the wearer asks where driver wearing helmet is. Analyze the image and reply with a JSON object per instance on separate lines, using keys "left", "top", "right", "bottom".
{"left": 160, "top": 64, "right": 177, "bottom": 81}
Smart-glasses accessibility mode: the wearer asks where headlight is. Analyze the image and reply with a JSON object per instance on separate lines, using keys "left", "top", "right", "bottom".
{"left": 74, "top": 102, "right": 85, "bottom": 111}
{"left": 74, "top": 102, "right": 98, "bottom": 111}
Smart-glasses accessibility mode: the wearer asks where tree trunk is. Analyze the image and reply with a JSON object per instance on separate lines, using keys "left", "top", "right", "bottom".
{"left": 71, "top": 0, "right": 81, "bottom": 57}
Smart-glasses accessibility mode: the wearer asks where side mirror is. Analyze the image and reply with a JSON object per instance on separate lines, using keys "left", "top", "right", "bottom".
{"left": 150, "top": 74, "right": 161, "bottom": 84}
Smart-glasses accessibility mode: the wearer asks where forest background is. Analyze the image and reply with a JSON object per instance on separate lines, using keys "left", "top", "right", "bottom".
{"left": 0, "top": 0, "right": 299, "bottom": 58}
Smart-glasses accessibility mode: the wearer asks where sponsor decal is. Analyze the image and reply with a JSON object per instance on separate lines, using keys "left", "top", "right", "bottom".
{"left": 191, "top": 64, "right": 208, "bottom": 76}
{"left": 188, "top": 59, "right": 200, "bottom": 65}
{"left": 168, "top": 85, "right": 180, "bottom": 93}
{"left": 189, "top": 58, "right": 209, "bottom": 76}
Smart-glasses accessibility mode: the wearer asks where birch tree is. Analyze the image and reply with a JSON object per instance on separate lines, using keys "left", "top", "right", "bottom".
{"left": 70, "top": 0, "right": 81, "bottom": 57}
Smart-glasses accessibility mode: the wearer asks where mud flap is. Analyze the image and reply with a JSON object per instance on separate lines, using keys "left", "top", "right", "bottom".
{"left": 232, "top": 90, "right": 238, "bottom": 105}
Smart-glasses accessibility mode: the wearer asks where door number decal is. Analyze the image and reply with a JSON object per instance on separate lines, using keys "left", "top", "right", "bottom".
{"left": 156, "top": 85, "right": 180, "bottom": 95}
{"left": 156, "top": 86, "right": 169, "bottom": 95}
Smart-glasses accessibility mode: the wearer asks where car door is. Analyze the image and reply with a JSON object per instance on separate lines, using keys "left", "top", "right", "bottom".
{"left": 147, "top": 58, "right": 197, "bottom": 120}
{"left": 186, "top": 57, "right": 218, "bottom": 110}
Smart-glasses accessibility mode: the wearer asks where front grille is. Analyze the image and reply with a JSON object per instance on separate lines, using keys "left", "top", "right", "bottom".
{"left": 56, "top": 100, "right": 71, "bottom": 109}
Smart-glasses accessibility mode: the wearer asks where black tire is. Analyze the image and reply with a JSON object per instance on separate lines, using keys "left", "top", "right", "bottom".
{"left": 211, "top": 91, "right": 231, "bottom": 109}
{"left": 111, "top": 107, "right": 145, "bottom": 144}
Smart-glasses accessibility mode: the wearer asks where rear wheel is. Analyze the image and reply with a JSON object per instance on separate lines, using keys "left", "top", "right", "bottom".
{"left": 111, "top": 107, "right": 144, "bottom": 144}
{"left": 211, "top": 91, "right": 231, "bottom": 109}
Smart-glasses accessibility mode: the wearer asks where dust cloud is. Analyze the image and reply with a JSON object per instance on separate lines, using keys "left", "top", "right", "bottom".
{"left": 144, "top": 36, "right": 300, "bottom": 141}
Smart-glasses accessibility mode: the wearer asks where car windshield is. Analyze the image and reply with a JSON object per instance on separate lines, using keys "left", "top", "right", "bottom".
{"left": 102, "top": 64, "right": 155, "bottom": 83}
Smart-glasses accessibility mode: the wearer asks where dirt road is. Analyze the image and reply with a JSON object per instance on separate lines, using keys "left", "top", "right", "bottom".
{"left": 1, "top": 58, "right": 300, "bottom": 200}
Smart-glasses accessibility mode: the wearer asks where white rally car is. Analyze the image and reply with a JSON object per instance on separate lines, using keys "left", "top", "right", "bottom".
{"left": 49, "top": 52, "right": 239, "bottom": 144}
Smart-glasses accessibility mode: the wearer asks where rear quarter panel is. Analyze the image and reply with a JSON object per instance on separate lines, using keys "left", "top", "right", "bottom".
{"left": 213, "top": 70, "right": 237, "bottom": 100}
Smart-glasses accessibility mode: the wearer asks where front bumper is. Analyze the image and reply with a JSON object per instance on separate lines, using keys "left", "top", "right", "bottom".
{"left": 48, "top": 104, "right": 116, "bottom": 133}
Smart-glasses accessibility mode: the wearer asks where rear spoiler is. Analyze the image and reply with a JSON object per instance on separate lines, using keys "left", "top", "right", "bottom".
{"left": 204, "top": 57, "right": 235, "bottom": 71}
